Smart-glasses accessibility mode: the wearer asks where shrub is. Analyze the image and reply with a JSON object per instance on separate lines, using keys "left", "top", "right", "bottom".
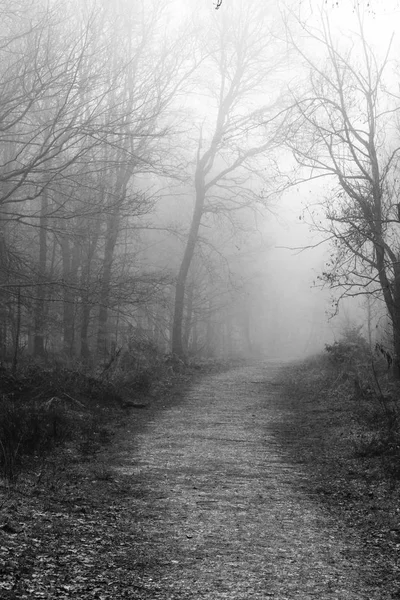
{"left": 325, "top": 325, "right": 369, "bottom": 366}
{"left": 283, "top": 349, "right": 400, "bottom": 480}
{"left": 0, "top": 395, "right": 77, "bottom": 481}
{"left": 100, "top": 340, "right": 177, "bottom": 398}
{"left": 322, "top": 327, "right": 400, "bottom": 476}
{"left": 0, "top": 364, "right": 123, "bottom": 481}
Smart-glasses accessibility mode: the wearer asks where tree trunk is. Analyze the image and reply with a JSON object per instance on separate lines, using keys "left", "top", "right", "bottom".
{"left": 79, "top": 260, "right": 92, "bottom": 363}
{"left": 0, "top": 225, "right": 8, "bottom": 361}
{"left": 223, "top": 313, "right": 233, "bottom": 356}
{"left": 392, "top": 260, "right": 400, "bottom": 378}
{"left": 190, "top": 318, "right": 198, "bottom": 355}
{"left": 375, "top": 239, "right": 400, "bottom": 378}
{"left": 12, "top": 286, "right": 21, "bottom": 374}
{"left": 96, "top": 212, "right": 120, "bottom": 359}
{"left": 242, "top": 307, "right": 253, "bottom": 355}
{"left": 205, "top": 297, "right": 215, "bottom": 358}
{"left": 33, "top": 191, "right": 48, "bottom": 357}
{"left": 182, "top": 280, "right": 194, "bottom": 353}
{"left": 59, "top": 227, "right": 80, "bottom": 357}
{"left": 79, "top": 217, "right": 100, "bottom": 363}
{"left": 172, "top": 168, "right": 205, "bottom": 357}
{"left": 80, "top": 303, "right": 91, "bottom": 362}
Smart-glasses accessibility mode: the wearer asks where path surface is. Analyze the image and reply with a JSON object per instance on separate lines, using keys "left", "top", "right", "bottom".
{"left": 110, "top": 361, "right": 387, "bottom": 599}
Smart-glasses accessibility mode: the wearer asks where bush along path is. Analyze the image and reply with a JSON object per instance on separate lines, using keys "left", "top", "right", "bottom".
{"left": 0, "top": 360, "right": 397, "bottom": 599}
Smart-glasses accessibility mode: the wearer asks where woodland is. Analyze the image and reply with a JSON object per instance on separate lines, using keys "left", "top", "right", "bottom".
{"left": 0, "top": 0, "right": 398, "bottom": 558}
{"left": 0, "top": 0, "right": 287, "bottom": 368}
{"left": 0, "top": 0, "right": 399, "bottom": 464}
{"left": 1, "top": 1, "right": 400, "bottom": 596}
{"left": 2, "top": 0, "right": 400, "bottom": 367}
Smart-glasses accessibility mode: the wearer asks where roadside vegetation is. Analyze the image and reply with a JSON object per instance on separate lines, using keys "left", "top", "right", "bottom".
{"left": 272, "top": 328, "right": 400, "bottom": 592}
{"left": 281, "top": 326, "right": 400, "bottom": 483}
{"left": 0, "top": 346, "right": 232, "bottom": 483}
{"left": 0, "top": 348, "right": 241, "bottom": 597}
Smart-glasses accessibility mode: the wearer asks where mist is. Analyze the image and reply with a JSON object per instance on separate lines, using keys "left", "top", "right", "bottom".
{"left": 0, "top": 0, "right": 399, "bottom": 367}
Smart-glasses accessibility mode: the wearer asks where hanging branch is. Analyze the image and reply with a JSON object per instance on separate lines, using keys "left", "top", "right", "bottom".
{"left": 215, "top": 0, "right": 223, "bottom": 9}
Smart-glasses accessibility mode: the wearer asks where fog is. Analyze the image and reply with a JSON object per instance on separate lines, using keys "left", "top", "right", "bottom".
{"left": 0, "top": 0, "right": 399, "bottom": 365}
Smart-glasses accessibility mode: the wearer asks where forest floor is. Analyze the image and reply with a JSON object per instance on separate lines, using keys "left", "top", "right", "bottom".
{"left": 0, "top": 359, "right": 399, "bottom": 599}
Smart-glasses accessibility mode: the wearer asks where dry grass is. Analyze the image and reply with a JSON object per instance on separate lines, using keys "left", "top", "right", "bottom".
{"left": 270, "top": 349, "right": 400, "bottom": 597}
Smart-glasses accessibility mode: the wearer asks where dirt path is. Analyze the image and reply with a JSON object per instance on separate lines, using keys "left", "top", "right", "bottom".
{"left": 108, "top": 361, "right": 388, "bottom": 599}
{"left": 3, "top": 361, "right": 392, "bottom": 599}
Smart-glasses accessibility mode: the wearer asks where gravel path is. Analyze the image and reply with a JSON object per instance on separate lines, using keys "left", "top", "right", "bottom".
{"left": 110, "top": 361, "right": 388, "bottom": 599}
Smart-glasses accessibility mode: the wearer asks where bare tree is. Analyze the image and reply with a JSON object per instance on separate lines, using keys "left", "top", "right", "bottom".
{"left": 0, "top": 3, "right": 113, "bottom": 217}
{"left": 171, "top": 0, "right": 288, "bottom": 357}
{"left": 92, "top": 0, "right": 201, "bottom": 359}
{"left": 0, "top": 1, "right": 117, "bottom": 357}
{"left": 0, "top": 0, "right": 200, "bottom": 362}
{"left": 286, "top": 12, "right": 400, "bottom": 372}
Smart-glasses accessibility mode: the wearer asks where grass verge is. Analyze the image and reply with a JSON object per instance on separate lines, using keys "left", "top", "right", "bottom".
{"left": 271, "top": 350, "right": 400, "bottom": 596}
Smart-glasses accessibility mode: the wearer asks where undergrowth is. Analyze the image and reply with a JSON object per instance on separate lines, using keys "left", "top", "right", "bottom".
{"left": 286, "top": 326, "right": 400, "bottom": 482}
{"left": 0, "top": 343, "right": 189, "bottom": 482}
{"left": 0, "top": 364, "right": 123, "bottom": 482}
{"left": 273, "top": 328, "right": 400, "bottom": 593}
{"left": 0, "top": 345, "right": 232, "bottom": 482}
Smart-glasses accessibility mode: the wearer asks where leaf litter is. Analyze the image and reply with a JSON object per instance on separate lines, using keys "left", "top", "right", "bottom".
{"left": 1, "top": 361, "right": 399, "bottom": 598}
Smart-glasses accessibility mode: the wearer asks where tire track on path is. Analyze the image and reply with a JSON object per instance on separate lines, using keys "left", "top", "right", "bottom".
{"left": 114, "top": 361, "right": 388, "bottom": 599}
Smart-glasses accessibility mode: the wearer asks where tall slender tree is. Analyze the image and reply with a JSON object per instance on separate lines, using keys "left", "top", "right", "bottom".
{"left": 171, "top": 0, "right": 289, "bottom": 357}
